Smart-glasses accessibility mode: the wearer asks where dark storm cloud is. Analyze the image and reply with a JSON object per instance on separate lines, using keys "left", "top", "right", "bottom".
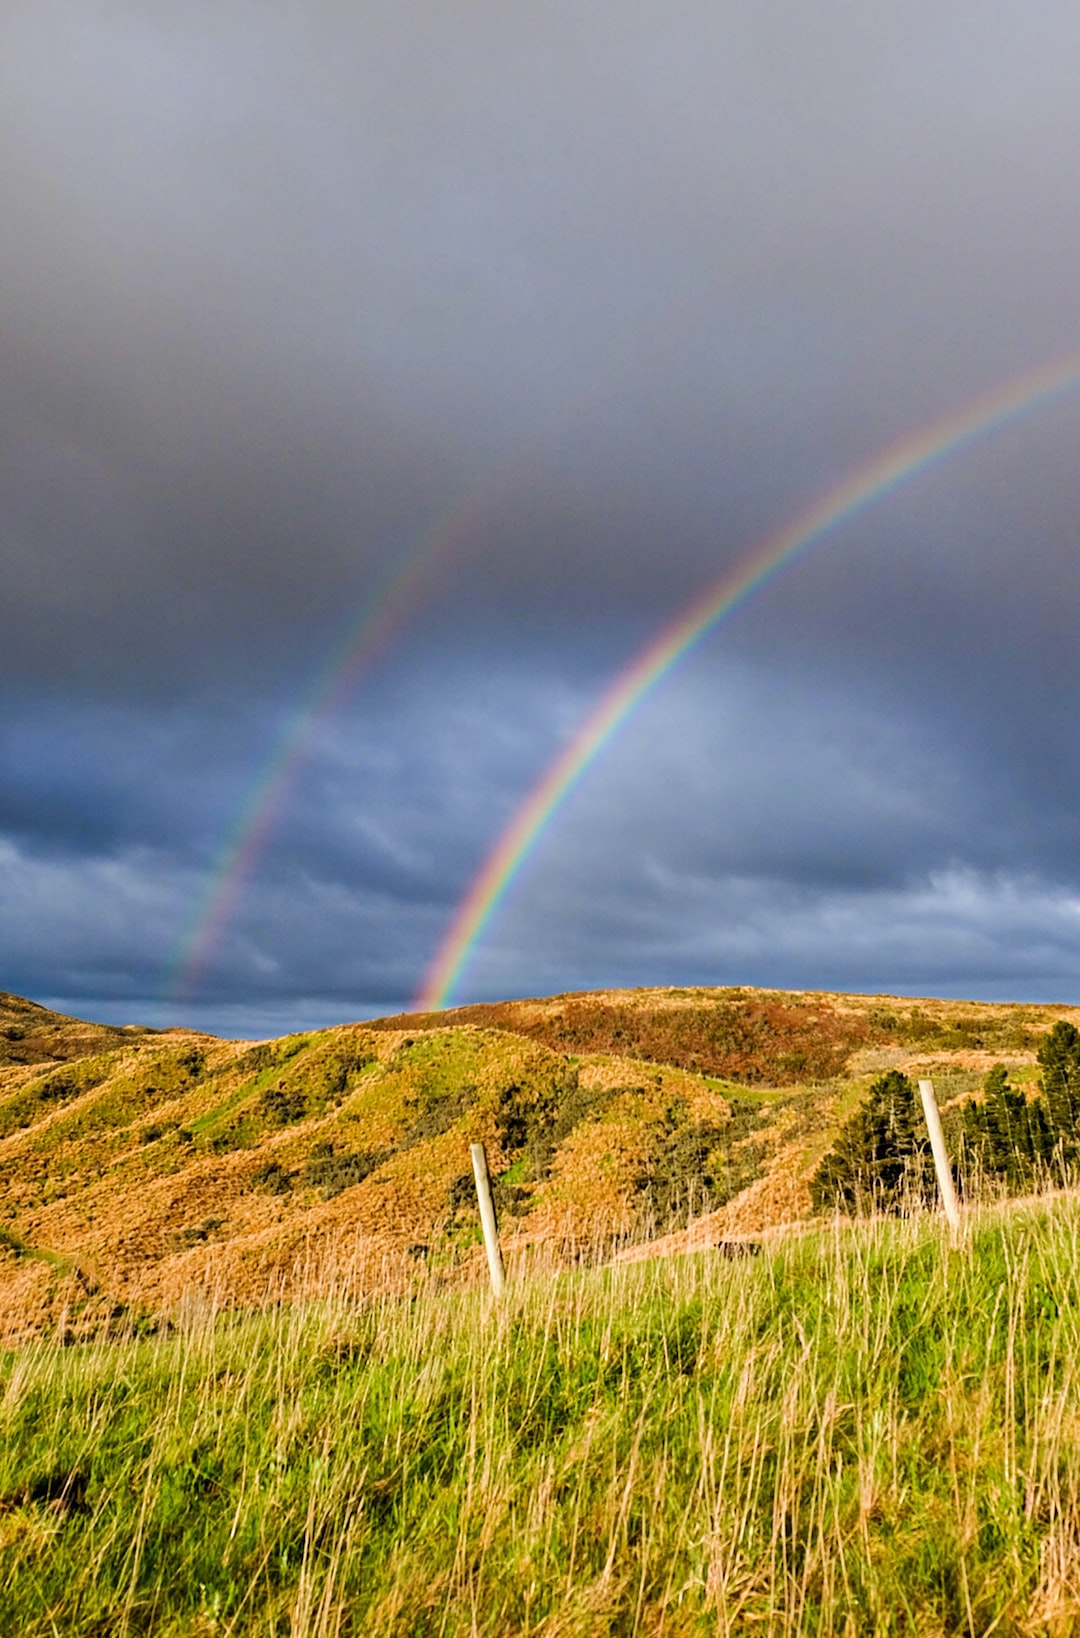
{"left": 5, "top": 637, "right": 1080, "bottom": 1035}
{"left": 4, "top": 1, "right": 1080, "bottom": 1028}
{"left": 459, "top": 654, "right": 1080, "bottom": 1007}
{"left": 0, "top": 652, "right": 586, "bottom": 1031}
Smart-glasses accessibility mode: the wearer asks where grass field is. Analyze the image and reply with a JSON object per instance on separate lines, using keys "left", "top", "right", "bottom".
{"left": 3, "top": 1194, "right": 1080, "bottom": 1636}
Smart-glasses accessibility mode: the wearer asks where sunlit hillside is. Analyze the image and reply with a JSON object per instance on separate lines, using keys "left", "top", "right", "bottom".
{"left": 1, "top": 985, "right": 1077, "bottom": 1345}
{"left": 0, "top": 991, "right": 151, "bottom": 1068}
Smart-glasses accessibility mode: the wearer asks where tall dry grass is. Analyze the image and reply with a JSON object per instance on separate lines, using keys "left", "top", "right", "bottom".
{"left": 1, "top": 1197, "right": 1080, "bottom": 1635}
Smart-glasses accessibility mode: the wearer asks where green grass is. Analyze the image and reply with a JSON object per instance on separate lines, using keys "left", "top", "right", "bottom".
{"left": 3, "top": 1201, "right": 1080, "bottom": 1635}
{"left": 0, "top": 1227, "right": 71, "bottom": 1270}
{"left": 0, "top": 1054, "right": 115, "bottom": 1140}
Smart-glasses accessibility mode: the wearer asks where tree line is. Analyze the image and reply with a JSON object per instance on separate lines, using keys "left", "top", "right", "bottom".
{"left": 811, "top": 1020, "right": 1080, "bottom": 1214}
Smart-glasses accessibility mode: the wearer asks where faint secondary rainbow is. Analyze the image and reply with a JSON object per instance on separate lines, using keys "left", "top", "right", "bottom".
{"left": 165, "top": 492, "right": 492, "bottom": 1010}
{"left": 416, "top": 347, "right": 1080, "bottom": 1012}
{"left": 163, "top": 279, "right": 731, "bottom": 1013}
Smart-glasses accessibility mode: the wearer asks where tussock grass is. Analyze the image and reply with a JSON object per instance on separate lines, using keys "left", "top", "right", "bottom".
{"left": 3, "top": 1199, "right": 1080, "bottom": 1634}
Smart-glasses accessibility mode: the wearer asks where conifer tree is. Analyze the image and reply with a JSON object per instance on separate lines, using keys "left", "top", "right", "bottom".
{"left": 1037, "top": 1022, "right": 1080, "bottom": 1160}
{"left": 811, "top": 1070, "right": 932, "bottom": 1214}
{"left": 962, "top": 1063, "right": 1051, "bottom": 1192}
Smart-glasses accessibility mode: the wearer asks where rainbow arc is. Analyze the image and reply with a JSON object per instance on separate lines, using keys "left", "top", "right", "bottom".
{"left": 416, "top": 349, "right": 1080, "bottom": 1011}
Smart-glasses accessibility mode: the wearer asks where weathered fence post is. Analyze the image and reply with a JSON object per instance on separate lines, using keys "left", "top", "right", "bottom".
{"left": 918, "top": 1078, "right": 962, "bottom": 1232}
{"left": 470, "top": 1142, "right": 506, "bottom": 1297}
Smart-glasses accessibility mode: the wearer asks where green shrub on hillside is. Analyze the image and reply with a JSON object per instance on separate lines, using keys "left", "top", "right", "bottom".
{"left": 636, "top": 1098, "right": 767, "bottom": 1229}
{"left": 302, "top": 1143, "right": 388, "bottom": 1199}
{"left": 256, "top": 1037, "right": 374, "bottom": 1128}
{"left": 0, "top": 1055, "right": 113, "bottom": 1138}
{"left": 257, "top": 1084, "right": 309, "bottom": 1127}
{"left": 509, "top": 1079, "right": 613, "bottom": 1185}
{"left": 11, "top": 1046, "right": 208, "bottom": 1152}
{"left": 200, "top": 1036, "right": 377, "bottom": 1150}
{"left": 402, "top": 1079, "right": 478, "bottom": 1146}
{"left": 248, "top": 1160, "right": 292, "bottom": 1195}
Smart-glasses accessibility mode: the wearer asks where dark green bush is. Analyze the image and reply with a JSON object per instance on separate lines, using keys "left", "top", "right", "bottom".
{"left": 636, "top": 1098, "right": 766, "bottom": 1229}
{"left": 250, "top": 1161, "right": 293, "bottom": 1195}
{"left": 403, "top": 1082, "right": 477, "bottom": 1146}
{"left": 961, "top": 1065, "right": 1053, "bottom": 1191}
{"left": 811, "top": 1071, "right": 934, "bottom": 1215}
{"left": 257, "top": 1086, "right": 309, "bottom": 1127}
{"left": 301, "top": 1144, "right": 387, "bottom": 1200}
{"left": 1037, "top": 1022, "right": 1080, "bottom": 1158}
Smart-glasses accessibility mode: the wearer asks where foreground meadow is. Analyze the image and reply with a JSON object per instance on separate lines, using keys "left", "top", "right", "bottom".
{"left": 3, "top": 1198, "right": 1080, "bottom": 1636}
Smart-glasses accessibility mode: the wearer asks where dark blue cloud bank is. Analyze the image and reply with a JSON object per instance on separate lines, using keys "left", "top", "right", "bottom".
{"left": 3, "top": 2, "right": 1080, "bottom": 1036}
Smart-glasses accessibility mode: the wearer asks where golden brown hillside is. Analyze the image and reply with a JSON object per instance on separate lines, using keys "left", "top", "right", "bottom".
{"left": 0, "top": 990, "right": 155, "bottom": 1067}
{"left": 0, "top": 985, "right": 1076, "bottom": 1345}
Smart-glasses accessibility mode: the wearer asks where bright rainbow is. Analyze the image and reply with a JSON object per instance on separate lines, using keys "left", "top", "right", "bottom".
{"left": 416, "top": 348, "right": 1080, "bottom": 1011}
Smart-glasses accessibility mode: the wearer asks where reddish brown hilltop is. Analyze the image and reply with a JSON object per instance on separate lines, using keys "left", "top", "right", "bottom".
{"left": 370, "top": 984, "right": 1050, "bottom": 1084}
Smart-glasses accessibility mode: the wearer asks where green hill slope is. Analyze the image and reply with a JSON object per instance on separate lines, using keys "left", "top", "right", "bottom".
{"left": 0, "top": 985, "right": 1076, "bottom": 1343}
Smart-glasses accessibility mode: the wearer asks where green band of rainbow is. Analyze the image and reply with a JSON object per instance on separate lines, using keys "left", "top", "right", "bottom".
{"left": 416, "top": 348, "right": 1080, "bottom": 1012}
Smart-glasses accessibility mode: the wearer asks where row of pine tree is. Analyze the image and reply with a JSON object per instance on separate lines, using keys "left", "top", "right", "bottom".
{"left": 810, "top": 1020, "right": 1080, "bottom": 1213}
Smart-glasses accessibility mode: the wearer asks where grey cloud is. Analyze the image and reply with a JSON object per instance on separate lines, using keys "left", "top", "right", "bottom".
{"left": 4, "top": 3, "right": 1080, "bottom": 1028}
{"left": 6, "top": 3, "right": 1080, "bottom": 663}
{"left": 452, "top": 652, "right": 1080, "bottom": 1004}
{"left": 5, "top": 641, "right": 1080, "bottom": 1032}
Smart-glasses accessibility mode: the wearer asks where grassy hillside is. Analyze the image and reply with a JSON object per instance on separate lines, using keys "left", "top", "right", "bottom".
{"left": 0, "top": 991, "right": 154, "bottom": 1068}
{"left": 0, "top": 985, "right": 1077, "bottom": 1344}
{"left": 375, "top": 986, "right": 1051, "bottom": 1083}
{"left": 2, "top": 1198, "right": 1080, "bottom": 1635}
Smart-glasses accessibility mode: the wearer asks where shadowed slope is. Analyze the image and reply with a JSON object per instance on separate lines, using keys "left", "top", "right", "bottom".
{"left": 0, "top": 992, "right": 159, "bottom": 1068}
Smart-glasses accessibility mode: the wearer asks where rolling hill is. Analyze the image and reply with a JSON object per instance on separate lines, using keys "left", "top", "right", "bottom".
{"left": 0, "top": 984, "right": 1075, "bottom": 1345}
{"left": 0, "top": 990, "right": 153, "bottom": 1068}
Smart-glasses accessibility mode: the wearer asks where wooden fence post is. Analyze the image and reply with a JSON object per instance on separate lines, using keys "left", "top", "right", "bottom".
{"left": 470, "top": 1142, "right": 506, "bottom": 1297}
{"left": 918, "top": 1078, "right": 962, "bottom": 1232}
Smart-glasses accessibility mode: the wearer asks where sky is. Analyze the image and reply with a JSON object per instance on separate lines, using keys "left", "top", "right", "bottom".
{"left": 3, "top": 0, "right": 1080, "bottom": 1037}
